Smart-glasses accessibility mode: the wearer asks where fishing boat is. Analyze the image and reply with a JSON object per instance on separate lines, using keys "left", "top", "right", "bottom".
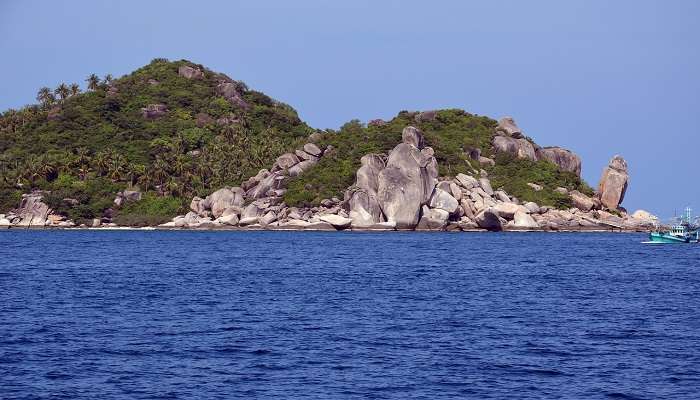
{"left": 647, "top": 207, "right": 699, "bottom": 244}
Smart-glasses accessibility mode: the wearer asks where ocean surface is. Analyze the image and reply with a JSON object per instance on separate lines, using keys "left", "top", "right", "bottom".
{"left": 1, "top": 230, "right": 699, "bottom": 399}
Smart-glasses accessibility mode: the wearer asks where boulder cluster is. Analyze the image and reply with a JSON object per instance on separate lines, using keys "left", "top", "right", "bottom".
{"left": 155, "top": 125, "right": 655, "bottom": 232}
{"left": 0, "top": 113, "right": 652, "bottom": 232}
{"left": 493, "top": 117, "right": 582, "bottom": 176}
{"left": 0, "top": 192, "right": 74, "bottom": 228}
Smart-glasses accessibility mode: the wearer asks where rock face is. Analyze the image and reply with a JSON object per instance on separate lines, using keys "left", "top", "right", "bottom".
{"left": 510, "top": 210, "right": 539, "bottom": 229}
{"left": 348, "top": 154, "right": 386, "bottom": 226}
{"left": 475, "top": 207, "right": 503, "bottom": 231}
{"left": 216, "top": 81, "right": 248, "bottom": 109}
{"left": 537, "top": 147, "right": 582, "bottom": 176}
{"left": 569, "top": 190, "right": 595, "bottom": 212}
{"left": 429, "top": 188, "right": 459, "bottom": 214}
{"left": 597, "top": 155, "right": 629, "bottom": 210}
{"left": 416, "top": 205, "right": 449, "bottom": 230}
{"left": 178, "top": 65, "right": 204, "bottom": 79}
{"left": 114, "top": 190, "right": 142, "bottom": 207}
{"left": 15, "top": 192, "right": 50, "bottom": 226}
{"left": 377, "top": 127, "right": 438, "bottom": 229}
{"left": 141, "top": 104, "right": 168, "bottom": 119}
{"left": 492, "top": 136, "right": 537, "bottom": 161}
{"left": 208, "top": 187, "right": 245, "bottom": 218}
{"left": 496, "top": 116, "right": 524, "bottom": 138}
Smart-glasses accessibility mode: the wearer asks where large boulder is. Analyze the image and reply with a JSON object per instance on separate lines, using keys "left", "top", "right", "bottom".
{"left": 356, "top": 154, "right": 385, "bottom": 193}
{"left": 15, "top": 192, "right": 50, "bottom": 226}
{"left": 178, "top": 65, "right": 204, "bottom": 79}
{"left": 247, "top": 172, "right": 285, "bottom": 199}
{"left": 478, "top": 178, "right": 494, "bottom": 196}
{"left": 272, "top": 153, "right": 300, "bottom": 171}
{"left": 319, "top": 214, "right": 352, "bottom": 230}
{"left": 348, "top": 187, "right": 384, "bottom": 227}
{"left": 216, "top": 82, "right": 249, "bottom": 109}
{"left": 570, "top": 190, "right": 595, "bottom": 212}
{"left": 207, "top": 187, "right": 245, "bottom": 218}
{"left": 455, "top": 173, "right": 479, "bottom": 190}
{"left": 496, "top": 116, "right": 524, "bottom": 138}
{"left": 509, "top": 210, "right": 540, "bottom": 230}
{"left": 141, "top": 104, "right": 168, "bottom": 119}
{"left": 303, "top": 143, "right": 323, "bottom": 157}
{"left": 475, "top": 207, "right": 503, "bottom": 231}
{"left": 348, "top": 153, "right": 386, "bottom": 227}
{"left": 288, "top": 159, "right": 317, "bottom": 177}
{"left": 537, "top": 147, "right": 582, "bottom": 176}
{"left": 597, "top": 155, "right": 629, "bottom": 210}
{"left": 377, "top": 129, "right": 438, "bottom": 229}
{"left": 377, "top": 164, "right": 423, "bottom": 229}
{"left": 402, "top": 126, "right": 425, "bottom": 149}
{"left": 492, "top": 136, "right": 537, "bottom": 161}
{"left": 428, "top": 188, "right": 459, "bottom": 214}
{"left": 494, "top": 202, "right": 520, "bottom": 220}
{"left": 416, "top": 206, "right": 449, "bottom": 230}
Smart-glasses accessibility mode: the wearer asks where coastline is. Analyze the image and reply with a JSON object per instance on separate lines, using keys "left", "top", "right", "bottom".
{"left": 0, "top": 224, "right": 649, "bottom": 233}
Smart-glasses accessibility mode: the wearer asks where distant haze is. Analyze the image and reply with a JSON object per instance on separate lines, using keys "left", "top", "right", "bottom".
{"left": 1, "top": 0, "right": 698, "bottom": 218}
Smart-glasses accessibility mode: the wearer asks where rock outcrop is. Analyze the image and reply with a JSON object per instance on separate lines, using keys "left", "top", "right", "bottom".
{"left": 377, "top": 127, "right": 438, "bottom": 229}
{"left": 141, "top": 104, "right": 168, "bottom": 119}
{"left": 496, "top": 117, "right": 524, "bottom": 138}
{"left": 537, "top": 147, "right": 582, "bottom": 176}
{"left": 178, "top": 65, "right": 204, "bottom": 79}
{"left": 492, "top": 136, "right": 537, "bottom": 161}
{"left": 597, "top": 155, "right": 629, "bottom": 210}
{"left": 15, "top": 192, "right": 50, "bottom": 226}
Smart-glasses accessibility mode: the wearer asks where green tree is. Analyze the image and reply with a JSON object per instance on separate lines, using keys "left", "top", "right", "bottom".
{"left": 54, "top": 83, "right": 70, "bottom": 102}
{"left": 69, "top": 83, "right": 81, "bottom": 97}
{"left": 36, "top": 87, "right": 55, "bottom": 108}
{"left": 86, "top": 74, "right": 100, "bottom": 91}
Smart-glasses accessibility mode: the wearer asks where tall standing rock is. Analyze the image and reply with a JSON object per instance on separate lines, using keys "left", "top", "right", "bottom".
{"left": 377, "top": 126, "right": 438, "bottom": 229}
{"left": 597, "top": 155, "right": 629, "bottom": 210}
{"left": 348, "top": 154, "right": 386, "bottom": 226}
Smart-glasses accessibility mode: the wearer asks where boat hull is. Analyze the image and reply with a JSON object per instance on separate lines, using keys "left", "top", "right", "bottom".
{"left": 648, "top": 232, "right": 695, "bottom": 244}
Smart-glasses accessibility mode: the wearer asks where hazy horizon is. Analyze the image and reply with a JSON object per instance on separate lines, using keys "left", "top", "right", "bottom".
{"left": 1, "top": 0, "right": 698, "bottom": 218}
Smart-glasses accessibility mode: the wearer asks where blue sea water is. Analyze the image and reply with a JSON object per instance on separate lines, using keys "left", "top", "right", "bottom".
{"left": 1, "top": 230, "right": 699, "bottom": 399}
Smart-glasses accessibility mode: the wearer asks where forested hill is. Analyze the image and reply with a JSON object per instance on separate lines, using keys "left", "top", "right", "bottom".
{"left": 0, "top": 59, "right": 313, "bottom": 222}
{"left": 0, "top": 58, "right": 592, "bottom": 226}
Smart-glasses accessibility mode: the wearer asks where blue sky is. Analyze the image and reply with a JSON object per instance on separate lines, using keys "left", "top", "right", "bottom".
{"left": 1, "top": 0, "right": 698, "bottom": 218}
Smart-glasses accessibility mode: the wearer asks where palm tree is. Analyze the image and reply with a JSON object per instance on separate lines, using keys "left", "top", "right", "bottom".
{"left": 103, "top": 74, "right": 113, "bottom": 85}
{"left": 78, "top": 164, "right": 90, "bottom": 181}
{"left": 93, "top": 151, "right": 110, "bottom": 176}
{"left": 86, "top": 74, "right": 100, "bottom": 91}
{"left": 152, "top": 159, "right": 170, "bottom": 188}
{"left": 69, "top": 83, "right": 81, "bottom": 96}
{"left": 107, "top": 154, "right": 126, "bottom": 182}
{"left": 24, "top": 157, "right": 42, "bottom": 186}
{"left": 54, "top": 83, "right": 70, "bottom": 102}
{"left": 137, "top": 173, "right": 152, "bottom": 192}
{"left": 36, "top": 87, "right": 55, "bottom": 108}
{"left": 38, "top": 157, "right": 57, "bottom": 181}
{"left": 75, "top": 147, "right": 91, "bottom": 167}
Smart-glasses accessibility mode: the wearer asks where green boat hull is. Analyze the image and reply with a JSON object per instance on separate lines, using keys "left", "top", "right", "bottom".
{"left": 648, "top": 232, "right": 696, "bottom": 243}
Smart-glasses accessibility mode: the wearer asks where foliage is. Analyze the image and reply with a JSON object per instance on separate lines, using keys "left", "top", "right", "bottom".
{"left": 0, "top": 59, "right": 312, "bottom": 224}
{"left": 113, "top": 194, "right": 185, "bottom": 226}
{"left": 284, "top": 110, "right": 497, "bottom": 206}
{"left": 487, "top": 153, "right": 592, "bottom": 208}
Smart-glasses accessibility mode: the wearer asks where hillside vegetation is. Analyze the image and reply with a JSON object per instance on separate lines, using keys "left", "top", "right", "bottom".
{"left": 0, "top": 59, "right": 592, "bottom": 224}
{"left": 284, "top": 110, "right": 591, "bottom": 208}
{"left": 0, "top": 58, "right": 312, "bottom": 223}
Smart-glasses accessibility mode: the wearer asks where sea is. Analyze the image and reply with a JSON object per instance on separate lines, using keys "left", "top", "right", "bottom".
{"left": 1, "top": 230, "right": 699, "bottom": 399}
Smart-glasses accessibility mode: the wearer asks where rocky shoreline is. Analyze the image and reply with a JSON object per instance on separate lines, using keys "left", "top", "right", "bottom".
{"left": 1, "top": 120, "right": 657, "bottom": 233}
